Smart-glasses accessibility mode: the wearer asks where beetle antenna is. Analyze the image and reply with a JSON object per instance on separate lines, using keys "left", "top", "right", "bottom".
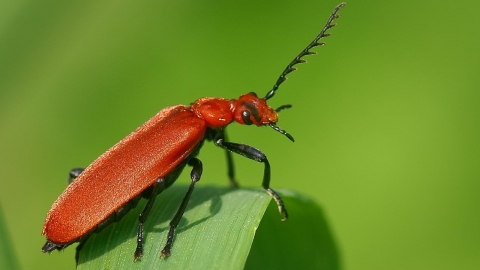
{"left": 275, "top": 104, "right": 292, "bottom": 113}
{"left": 263, "top": 2, "right": 346, "bottom": 101}
{"left": 269, "top": 123, "right": 295, "bottom": 142}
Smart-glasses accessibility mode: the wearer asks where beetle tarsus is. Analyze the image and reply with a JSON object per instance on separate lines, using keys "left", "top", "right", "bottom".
{"left": 161, "top": 248, "right": 171, "bottom": 258}
{"left": 134, "top": 222, "right": 145, "bottom": 261}
{"left": 266, "top": 187, "right": 288, "bottom": 221}
{"left": 161, "top": 231, "right": 173, "bottom": 259}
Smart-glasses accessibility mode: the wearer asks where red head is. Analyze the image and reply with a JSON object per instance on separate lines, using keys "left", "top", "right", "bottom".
{"left": 190, "top": 92, "right": 294, "bottom": 142}
{"left": 231, "top": 92, "right": 278, "bottom": 126}
{"left": 230, "top": 92, "right": 294, "bottom": 141}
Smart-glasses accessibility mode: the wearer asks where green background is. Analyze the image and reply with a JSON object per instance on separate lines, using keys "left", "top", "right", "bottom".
{"left": 1, "top": 0, "right": 479, "bottom": 269}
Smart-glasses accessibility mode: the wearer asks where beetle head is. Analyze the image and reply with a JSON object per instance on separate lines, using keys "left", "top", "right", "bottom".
{"left": 232, "top": 92, "right": 294, "bottom": 142}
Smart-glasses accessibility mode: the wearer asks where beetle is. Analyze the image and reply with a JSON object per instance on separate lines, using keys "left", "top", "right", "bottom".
{"left": 42, "top": 3, "right": 345, "bottom": 261}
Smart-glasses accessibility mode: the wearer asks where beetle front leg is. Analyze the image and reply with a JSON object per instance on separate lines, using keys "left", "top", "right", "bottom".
{"left": 161, "top": 157, "right": 203, "bottom": 258}
{"left": 214, "top": 137, "right": 288, "bottom": 221}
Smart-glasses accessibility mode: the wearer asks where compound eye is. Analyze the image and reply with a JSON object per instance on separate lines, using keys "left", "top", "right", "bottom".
{"left": 242, "top": 110, "right": 253, "bottom": 125}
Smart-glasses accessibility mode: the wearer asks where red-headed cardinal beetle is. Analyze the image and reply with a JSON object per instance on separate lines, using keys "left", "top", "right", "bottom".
{"left": 42, "top": 3, "right": 346, "bottom": 261}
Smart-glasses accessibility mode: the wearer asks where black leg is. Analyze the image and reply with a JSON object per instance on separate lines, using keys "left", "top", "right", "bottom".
{"left": 68, "top": 168, "right": 84, "bottom": 184}
{"left": 134, "top": 177, "right": 167, "bottom": 261}
{"left": 41, "top": 240, "right": 65, "bottom": 253}
{"left": 161, "top": 157, "right": 203, "bottom": 258}
{"left": 214, "top": 135, "right": 288, "bottom": 221}
{"left": 224, "top": 132, "right": 239, "bottom": 188}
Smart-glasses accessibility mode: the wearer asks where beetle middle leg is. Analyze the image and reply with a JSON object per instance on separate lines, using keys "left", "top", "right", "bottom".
{"left": 223, "top": 132, "right": 239, "bottom": 188}
{"left": 214, "top": 134, "right": 288, "bottom": 221}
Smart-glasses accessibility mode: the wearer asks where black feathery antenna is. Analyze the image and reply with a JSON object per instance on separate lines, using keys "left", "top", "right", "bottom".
{"left": 263, "top": 2, "right": 346, "bottom": 101}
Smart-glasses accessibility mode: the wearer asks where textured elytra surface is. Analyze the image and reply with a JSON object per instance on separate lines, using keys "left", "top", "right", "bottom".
{"left": 43, "top": 106, "right": 206, "bottom": 244}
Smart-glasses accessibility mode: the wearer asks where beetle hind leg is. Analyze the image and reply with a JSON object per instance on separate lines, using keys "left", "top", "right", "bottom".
{"left": 134, "top": 177, "right": 167, "bottom": 261}
{"left": 161, "top": 157, "right": 203, "bottom": 258}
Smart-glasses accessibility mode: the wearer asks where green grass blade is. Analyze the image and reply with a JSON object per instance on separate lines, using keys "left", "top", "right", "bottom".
{"left": 0, "top": 205, "right": 21, "bottom": 270}
{"left": 77, "top": 186, "right": 338, "bottom": 269}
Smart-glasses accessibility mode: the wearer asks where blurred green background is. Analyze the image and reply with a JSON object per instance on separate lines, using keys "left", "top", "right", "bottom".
{"left": 1, "top": 0, "right": 479, "bottom": 269}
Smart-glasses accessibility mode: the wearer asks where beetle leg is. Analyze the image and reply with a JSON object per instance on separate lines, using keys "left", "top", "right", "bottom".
{"left": 134, "top": 177, "right": 167, "bottom": 261}
{"left": 41, "top": 240, "right": 67, "bottom": 253}
{"left": 161, "top": 157, "right": 203, "bottom": 258}
{"left": 214, "top": 137, "right": 288, "bottom": 221}
{"left": 68, "top": 168, "right": 84, "bottom": 184}
{"left": 223, "top": 132, "right": 239, "bottom": 188}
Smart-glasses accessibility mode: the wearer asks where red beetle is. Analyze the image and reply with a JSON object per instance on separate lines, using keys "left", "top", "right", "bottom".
{"left": 42, "top": 3, "right": 345, "bottom": 260}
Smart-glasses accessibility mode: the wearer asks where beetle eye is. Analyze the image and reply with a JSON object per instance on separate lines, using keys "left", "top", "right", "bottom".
{"left": 242, "top": 110, "right": 253, "bottom": 125}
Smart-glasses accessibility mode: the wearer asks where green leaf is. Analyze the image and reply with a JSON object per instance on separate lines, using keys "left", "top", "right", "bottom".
{"left": 245, "top": 190, "right": 340, "bottom": 269}
{"left": 0, "top": 205, "right": 21, "bottom": 270}
{"left": 77, "top": 186, "right": 339, "bottom": 269}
